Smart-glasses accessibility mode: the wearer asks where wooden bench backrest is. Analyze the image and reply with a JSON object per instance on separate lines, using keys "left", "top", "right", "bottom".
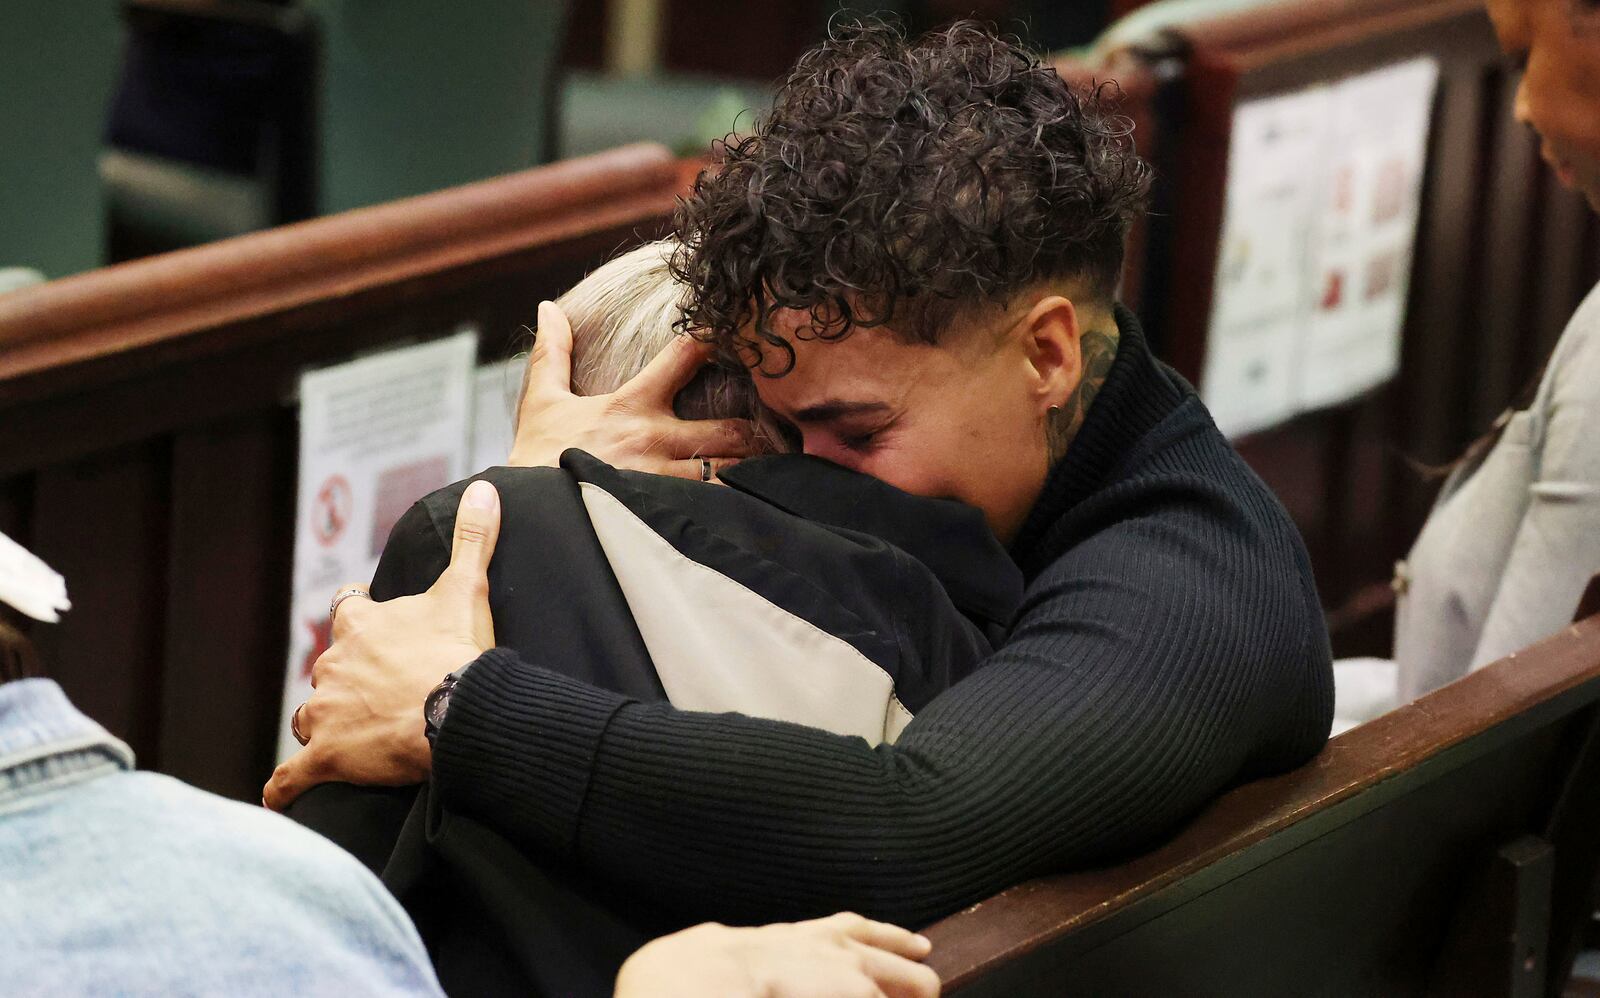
{"left": 0, "top": 143, "right": 687, "bottom": 799}
{"left": 925, "top": 582, "right": 1600, "bottom": 996}
{"left": 1061, "top": 0, "right": 1600, "bottom": 653}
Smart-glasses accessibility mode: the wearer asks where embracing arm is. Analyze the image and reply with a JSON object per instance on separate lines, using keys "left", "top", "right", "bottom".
{"left": 432, "top": 522, "right": 1331, "bottom": 927}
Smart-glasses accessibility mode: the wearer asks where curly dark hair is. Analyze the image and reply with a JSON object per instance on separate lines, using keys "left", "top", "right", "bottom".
{"left": 670, "top": 19, "right": 1152, "bottom": 373}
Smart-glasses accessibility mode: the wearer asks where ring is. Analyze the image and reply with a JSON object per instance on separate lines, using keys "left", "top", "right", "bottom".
{"left": 329, "top": 586, "right": 371, "bottom": 622}
{"left": 291, "top": 702, "right": 310, "bottom": 746}
{"left": 700, "top": 457, "right": 713, "bottom": 482}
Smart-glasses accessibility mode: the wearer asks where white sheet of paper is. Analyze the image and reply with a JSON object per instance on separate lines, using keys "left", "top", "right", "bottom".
{"left": 1201, "top": 57, "right": 1440, "bottom": 437}
{"left": 1296, "top": 58, "right": 1439, "bottom": 411}
{"left": 470, "top": 356, "right": 526, "bottom": 473}
{"left": 276, "top": 329, "right": 478, "bottom": 763}
{"left": 1202, "top": 87, "right": 1332, "bottom": 438}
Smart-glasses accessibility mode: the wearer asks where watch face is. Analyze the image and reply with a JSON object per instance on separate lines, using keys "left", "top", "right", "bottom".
{"left": 426, "top": 676, "right": 455, "bottom": 734}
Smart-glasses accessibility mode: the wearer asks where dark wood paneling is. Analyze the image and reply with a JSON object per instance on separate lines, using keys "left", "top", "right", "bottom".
{"left": 1331, "top": 399, "right": 1391, "bottom": 603}
{"left": 159, "top": 411, "right": 296, "bottom": 800}
{"left": 1471, "top": 68, "right": 1543, "bottom": 430}
{"left": 1532, "top": 175, "right": 1593, "bottom": 373}
{"left": 663, "top": 0, "right": 823, "bottom": 81}
{"left": 0, "top": 475, "right": 29, "bottom": 540}
{"left": 29, "top": 443, "right": 170, "bottom": 765}
{"left": 561, "top": 0, "right": 606, "bottom": 71}
{"left": 1384, "top": 48, "right": 1492, "bottom": 582}
{"left": 0, "top": 476, "right": 35, "bottom": 642}
{"left": 1587, "top": 214, "right": 1600, "bottom": 295}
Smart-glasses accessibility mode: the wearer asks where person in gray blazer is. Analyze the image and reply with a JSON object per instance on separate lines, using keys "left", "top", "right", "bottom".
{"left": 1337, "top": 0, "right": 1600, "bottom": 727}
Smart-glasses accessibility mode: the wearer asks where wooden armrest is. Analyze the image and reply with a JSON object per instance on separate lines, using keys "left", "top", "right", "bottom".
{"left": 924, "top": 613, "right": 1600, "bottom": 989}
{"left": 0, "top": 142, "right": 679, "bottom": 405}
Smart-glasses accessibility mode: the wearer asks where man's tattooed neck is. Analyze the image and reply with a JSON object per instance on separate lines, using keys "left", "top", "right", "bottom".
{"left": 1050, "top": 325, "right": 1120, "bottom": 461}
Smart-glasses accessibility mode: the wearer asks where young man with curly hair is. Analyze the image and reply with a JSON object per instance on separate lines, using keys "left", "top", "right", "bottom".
{"left": 272, "top": 17, "right": 1334, "bottom": 971}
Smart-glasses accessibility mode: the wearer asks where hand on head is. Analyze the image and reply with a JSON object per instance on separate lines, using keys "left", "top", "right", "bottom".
{"left": 263, "top": 479, "right": 502, "bottom": 811}
{"left": 615, "top": 912, "right": 940, "bottom": 998}
{"left": 512, "top": 301, "right": 755, "bottom": 480}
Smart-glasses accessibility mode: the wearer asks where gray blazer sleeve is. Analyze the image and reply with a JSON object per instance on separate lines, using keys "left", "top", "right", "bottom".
{"left": 1471, "top": 287, "right": 1600, "bottom": 668}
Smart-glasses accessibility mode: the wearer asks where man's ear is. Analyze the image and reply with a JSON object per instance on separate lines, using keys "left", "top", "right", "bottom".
{"left": 1020, "top": 295, "right": 1084, "bottom": 411}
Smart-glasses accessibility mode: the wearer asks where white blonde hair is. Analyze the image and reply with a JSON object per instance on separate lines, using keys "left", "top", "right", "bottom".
{"left": 561, "top": 239, "right": 689, "bottom": 397}
{"left": 551, "top": 239, "right": 791, "bottom": 450}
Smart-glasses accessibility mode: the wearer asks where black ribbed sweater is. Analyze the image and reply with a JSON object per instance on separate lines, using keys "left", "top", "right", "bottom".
{"left": 432, "top": 308, "right": 1334, "bottom": 928}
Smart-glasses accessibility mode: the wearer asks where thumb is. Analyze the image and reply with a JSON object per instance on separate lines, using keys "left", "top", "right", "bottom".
{"left": 528, "top": 301, "right": 577, "bottom": 395}
{"left": 446, "top": 479, "right": 501, "bottom": 581}
{"left": 439, "top": 479, "right": 500, "bottom": 650}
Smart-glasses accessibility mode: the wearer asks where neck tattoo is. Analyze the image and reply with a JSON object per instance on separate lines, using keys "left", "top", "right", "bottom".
{"left": 1049, "top": 325, "right": 1120, "bottom": 461}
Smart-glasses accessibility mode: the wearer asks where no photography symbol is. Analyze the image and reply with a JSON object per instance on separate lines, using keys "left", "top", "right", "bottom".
{"left": 313, "top": 474, "right": 352, "bottom": 547}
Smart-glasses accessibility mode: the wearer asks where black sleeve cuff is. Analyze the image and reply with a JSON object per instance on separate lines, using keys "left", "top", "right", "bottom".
{"left": 430, "top": 647, "right": 630, "bottom": 854}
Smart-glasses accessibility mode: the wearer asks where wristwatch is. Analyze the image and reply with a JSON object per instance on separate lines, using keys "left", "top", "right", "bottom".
{"left": 424, "top": 672, "right": 462, "bottom": 746}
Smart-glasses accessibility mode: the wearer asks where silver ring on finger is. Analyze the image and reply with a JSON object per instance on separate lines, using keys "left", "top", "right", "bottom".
{"left": 329, "top": 586, "right": 371, "bottom": 622}
{"left": 700, "top": 457, "right": 713, "bottom": 482}
{"left": 291, "top": 702, "right": 310, "bottom": 746}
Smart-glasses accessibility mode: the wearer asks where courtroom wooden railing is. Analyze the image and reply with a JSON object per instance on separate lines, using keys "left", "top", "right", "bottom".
{"left": 0, "top": 143, "right": 686, "bottom": 800}
{"left": 925, "top": 582, "right": 1600, "bottom": 996}
{"left": 1061, "top": 0, "right": 1600, "bottom": 655}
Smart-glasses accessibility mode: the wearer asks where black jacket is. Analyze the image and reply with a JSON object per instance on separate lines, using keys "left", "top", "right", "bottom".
{"left": 379, "top": 450, "right": 1021, "bottom": 740}
{"left": 290, "top": 449, "right": 1024, "bottom": 995}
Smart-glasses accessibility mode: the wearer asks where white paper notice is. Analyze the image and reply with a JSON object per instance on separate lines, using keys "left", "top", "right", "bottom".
{"left": 470, "top": 357, "right": 525, "bottom": 473}
{"left": 276, "top": 329, "right": 478, "bottom": 762}
{"left": 1296, "top": 58, "right": 1439, "bottom": 411}
{"left": 1202, "top": 87, "right": 1332, "bottom": 438}
{"left": 1201, "top": 57, "right": 1440, "bottom": 437}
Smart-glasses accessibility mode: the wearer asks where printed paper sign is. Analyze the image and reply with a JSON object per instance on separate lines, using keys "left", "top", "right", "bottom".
{"left": 1201, "top": 57, "right": 1440, "bottom": 436}
{"left": 470, "top": 356, "right": 526, "bottom": 473}
{"left": 276, "top": 329, "right": 478, "bottom": 762}
{"left": 1202, "top": 87, "right": 1332, "bottom": 438}
{"left": 1296, "top": 58, "right": 1439, "bottom": 411}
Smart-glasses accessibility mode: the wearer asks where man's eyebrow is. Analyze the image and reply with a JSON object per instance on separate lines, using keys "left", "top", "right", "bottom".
{"left": 791, "top": 400, "right": 893, "bottom": 423}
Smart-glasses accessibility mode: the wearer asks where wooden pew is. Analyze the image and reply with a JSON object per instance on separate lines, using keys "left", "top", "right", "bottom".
{"left": 925, "top": 578, "right": 1600, "bottom": 996}
{"left": 1060, "top": 0, "right": 1600, "bottom": 655}
{"left": 0, "top": 143, "right": 685, "bottom": 800}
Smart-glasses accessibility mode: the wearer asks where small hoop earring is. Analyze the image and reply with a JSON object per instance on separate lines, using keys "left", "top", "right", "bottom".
{"left": 1047, "top": 404, "right": 1062, "bottom": 416}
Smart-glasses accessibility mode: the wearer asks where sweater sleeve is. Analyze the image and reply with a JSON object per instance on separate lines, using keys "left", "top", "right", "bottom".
{"left": 1470, "top": 308, "right": 1600, "bottom": 668}
{"left": 430, "top": 506, "right": 1330, "bottom": 927}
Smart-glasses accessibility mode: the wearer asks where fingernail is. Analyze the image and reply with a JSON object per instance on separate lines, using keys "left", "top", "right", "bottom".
{"left": 464, "top": 480, "right": 498, "bottom": 510}
{"left": 916, "top": 934, "right": 932, "bottom": 947}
